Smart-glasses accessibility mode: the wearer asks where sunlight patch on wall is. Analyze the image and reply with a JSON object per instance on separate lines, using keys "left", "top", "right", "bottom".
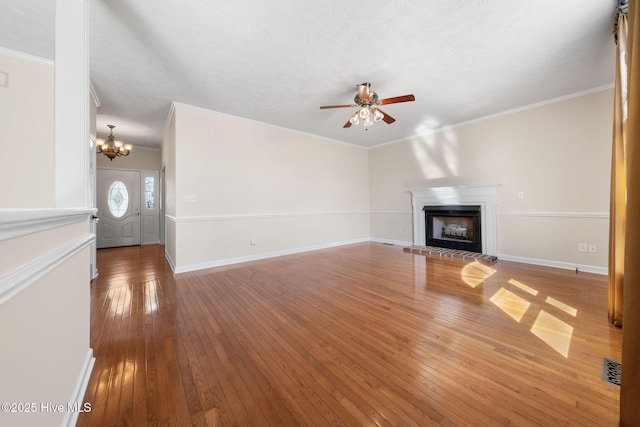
{"left": 530, "top": 310, "right": 573, "bottom": 358}
{"left": 461, "top": 261, "right": 496, "bottom": 288}
{"left": 545, "top": 296, "right": 577, "bottom": 317}
{"left": 410, "top": 120, "right": 459, "bottom": 179}
{"left": 490, "top": 287, "right": 531, "bottom": 322}
{"left": 508, "top": 278, "right": 538, "bottom": 296}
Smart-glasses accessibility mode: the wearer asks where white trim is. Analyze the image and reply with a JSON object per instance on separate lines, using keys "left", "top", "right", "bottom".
{"left": 370, "top": 237, "right": 413, "bottom": 246}
{"left": 163, "top": 102, "right": 176, "bottom": 143}
{"left": 90, "top": 80, "right": 101, "bottom": 108}
{"left": 0, "top": 234, "right": 95, "bottom": 306}
{"left": 173, "top": 238, "right": 369, "bottom": 274}
{"left": 0, "top": 208, "right": 95, "bottom": 242}
{"left": 0, "top": 46, "right": 54, "bottom": 65}
{"left": 60, "top": 349, "right": 95, "bottom": 427}
{"left": 409, "top": 184, "right": 500, "bottom": 255}
{"left": 498, "top": 253, "right": 607, "bottom": 275}
{"left": 165, "top": 250, "right": 177, "bottom": 272}
{"left": 497, "top": 211, "right": 609, "bottom": 218}
{"left": 374, "top": 85, "right": 614, "bottom": 148}
{"left": 167, "top": 210, "right": 369, "bottom": 222}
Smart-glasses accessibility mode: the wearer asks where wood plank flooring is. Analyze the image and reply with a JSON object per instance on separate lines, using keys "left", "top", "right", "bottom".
{"left": 78, "top": 243, "right": 622, "bottom": 426}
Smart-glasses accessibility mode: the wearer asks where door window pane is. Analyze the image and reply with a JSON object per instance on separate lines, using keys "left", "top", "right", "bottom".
{"left": 108, "top": 181, "right": 129, "bottom": 218}
{"left": 145, "top": 177, "right": 155, "bottom": 209}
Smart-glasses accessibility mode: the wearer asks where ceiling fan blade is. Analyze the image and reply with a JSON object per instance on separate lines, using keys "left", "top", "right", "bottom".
{"left": 357, "top": 83, "right": 371, "bottom": 101}
{"left": 343, "top": 119, "right": 353, "bottom": 128}
{"left": 377, "top": 109, "right": 396, "bottom": 124}
{"left": 320, "top": 104, "right": 356, "bottom": 109}
{"left": 380, "top": 94, "right": 415, "bottom": 105}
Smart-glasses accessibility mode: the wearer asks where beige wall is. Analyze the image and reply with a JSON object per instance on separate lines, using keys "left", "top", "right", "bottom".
{"left": 369, "top": 88, "right": 613, "bottom": 271}
{"left": 0, "top": 220, "right": 91, "bottom": 427}
{"left": 0, "top": 52, "right": 55, "bottom": 208}
{"left": 96, "top": 145, "right": 161, "bottom": 171}
{"left": 0, "top": 46, "right": 93, "bottom": 427}
{"left": 166, "top": 103, "right": 370, "bottom": 271}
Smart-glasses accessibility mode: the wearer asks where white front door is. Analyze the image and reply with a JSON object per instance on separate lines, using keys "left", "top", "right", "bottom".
{"left": 97, "top": 169, "right": 141, "bottom": 248}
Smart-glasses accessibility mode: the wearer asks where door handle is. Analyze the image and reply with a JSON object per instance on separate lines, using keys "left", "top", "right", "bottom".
{"left": 136, "top": 207, "right": 140, "bottom": 216}
{"left": 91, "top": 215, "right": 99, "bottom": 222}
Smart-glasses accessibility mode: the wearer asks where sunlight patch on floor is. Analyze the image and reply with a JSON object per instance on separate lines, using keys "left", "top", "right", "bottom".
{"left": 489, "top": 287, "right": 531, "bottom": 322}
{"left": 145, "top": 280, "right": 159, "bottom": 314}
{"left": 530, "top": 310, "right": 574, "bottom": 358}
{"left": 545, "top": 296, "right": 577, "bottom": 317}
{"left": 108, "top": 286, "right": 132, "bottom": 316}
{"left": 461, "top": 261, "right": 496, "bottom": 288}
{"left": 508, "top": 278, "right": 539, "bottom": 296}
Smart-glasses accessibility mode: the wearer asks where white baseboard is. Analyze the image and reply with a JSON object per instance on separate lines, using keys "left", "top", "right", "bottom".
{"left": 165, "top": 250, "right": 177, "bottom": 273}
{"left": 60, "top": 348, "right": 95, "bottom": 427}
{"left": 173, "top": 238, "right": 370, "bottom": 274}
{"left": 166, "top": 237, "right": 607, "bottom": 276}
{"left": 369, "top": 237, "right": 413, "bottom": 246}
{"left": 498, "top": 253, "right": 607, "bottom": 275}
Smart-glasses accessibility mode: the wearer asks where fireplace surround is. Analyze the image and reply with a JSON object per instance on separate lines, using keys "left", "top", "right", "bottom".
{"left": 409, "top": 184, "right": 499, "bottom": 255}
{"left": 424, "top": 205, "right": 482, "bottom": 253}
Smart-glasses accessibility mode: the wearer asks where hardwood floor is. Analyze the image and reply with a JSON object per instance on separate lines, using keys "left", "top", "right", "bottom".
{"left": 78, "top": 243, "right": 622, "bottom": 426}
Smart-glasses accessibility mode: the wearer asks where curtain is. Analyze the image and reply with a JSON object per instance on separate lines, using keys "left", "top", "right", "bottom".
{"left": 621, "top": 1, "right": 640, "bottom": 424}
{"left": 609, "top": 12, "right": 628, "bottom": 327}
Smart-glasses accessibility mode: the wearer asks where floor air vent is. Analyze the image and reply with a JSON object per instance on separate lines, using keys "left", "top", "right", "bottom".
{"left": 602, "top": 358, "right": 621, "bottom": 387}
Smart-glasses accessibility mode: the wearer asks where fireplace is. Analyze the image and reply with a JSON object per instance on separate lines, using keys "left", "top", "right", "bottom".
{"left": 424, "top": 205, "right": 482, "bottom": 253}
{"left": 409, "top": 184, "right": 500, "bottom": 255}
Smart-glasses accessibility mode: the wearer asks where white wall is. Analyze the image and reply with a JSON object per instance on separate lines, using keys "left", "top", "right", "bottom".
{"left": 0, "top": 216, "right": 93, "bottom": 427}
{"left": 0, "top": 7, "right": 93, "bottom": 425}
{"left": 369, "top": 88, "right": 613, "bottom": 273}
{"left": 0, "top": 51, "right": 55, "bottom": 208}
{"left": 165, "top": 103, "right": 370, "bottom": 272}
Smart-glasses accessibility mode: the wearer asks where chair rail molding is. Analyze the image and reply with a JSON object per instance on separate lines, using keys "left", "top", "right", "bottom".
{"left": 0, "top": 208, "right": 95, "bottom": 242}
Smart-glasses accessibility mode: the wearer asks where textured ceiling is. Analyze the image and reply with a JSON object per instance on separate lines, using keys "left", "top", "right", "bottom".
{"left": 1, "top": 1, "right": 617, "bottom": 148}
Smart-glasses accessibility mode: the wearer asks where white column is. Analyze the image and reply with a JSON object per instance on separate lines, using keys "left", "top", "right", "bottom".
{"left": 55, "top": 0, "right": 90, "bottom": 208}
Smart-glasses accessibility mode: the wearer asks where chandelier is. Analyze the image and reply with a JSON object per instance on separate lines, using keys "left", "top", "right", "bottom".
{"left": 96, "top": 125, "right": 132, "bottom": 161}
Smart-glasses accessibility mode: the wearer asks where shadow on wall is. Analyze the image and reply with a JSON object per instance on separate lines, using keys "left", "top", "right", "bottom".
{"left": 409, "top": 118, "right": 460, "bottom": 182}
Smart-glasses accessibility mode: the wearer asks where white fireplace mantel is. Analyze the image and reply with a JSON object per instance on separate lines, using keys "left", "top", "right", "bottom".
{"left": 409, "top": 184, "right": 500, "bottom": 255}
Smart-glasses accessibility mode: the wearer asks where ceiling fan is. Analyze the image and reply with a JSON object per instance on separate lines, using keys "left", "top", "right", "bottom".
{"left": 320, "top": 82, "right": 415, "bottom": 128}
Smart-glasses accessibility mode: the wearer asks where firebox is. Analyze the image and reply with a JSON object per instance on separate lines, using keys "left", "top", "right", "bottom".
{"left": 423, "top": 205, "right": 482, "bottom": 253}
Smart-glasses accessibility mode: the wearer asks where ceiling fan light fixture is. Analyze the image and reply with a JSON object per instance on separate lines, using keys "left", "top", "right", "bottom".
{"left": 319, "top": 83, "right": 415, "bottom": 129}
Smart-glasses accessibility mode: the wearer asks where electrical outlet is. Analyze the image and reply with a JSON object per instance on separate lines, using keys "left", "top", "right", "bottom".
{"left": 250, "top": 238, "right": 257, "bottom": 245}
{"left": 578, "top": 243, "right": 587, "bottom": 253}
{"left": 517, "top": 192, "right": 524, "bottom": 199}
{"left": 588, "top": 244, "right": 597, "bottom": 253}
